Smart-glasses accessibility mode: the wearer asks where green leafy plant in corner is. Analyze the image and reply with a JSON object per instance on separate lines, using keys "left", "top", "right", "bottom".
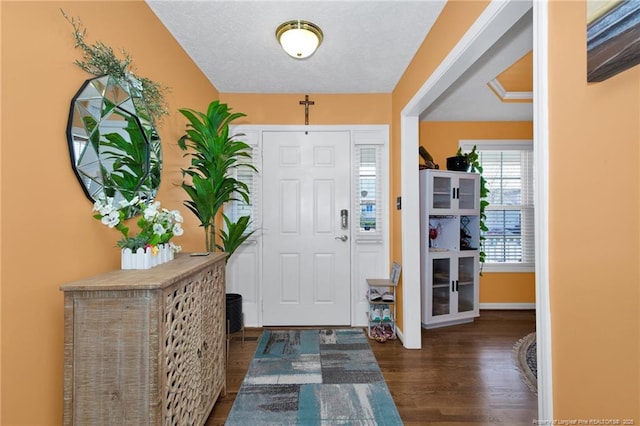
{"left": 217, "top": 215, "right": 255, "bottom": 261}
{"left": 457, "top": 146, "right": 490, "bottom": 266}
{"left": 178, "top": 100, "right": 256, "bottom": 256}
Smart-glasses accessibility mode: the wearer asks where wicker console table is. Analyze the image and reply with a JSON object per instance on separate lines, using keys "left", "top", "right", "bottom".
{"left": 61, "top": 253, "right": 227, "bottom": 425}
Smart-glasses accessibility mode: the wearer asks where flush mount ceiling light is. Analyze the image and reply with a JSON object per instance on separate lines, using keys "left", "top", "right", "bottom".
{"left": 276, "top": 20, "right": 323, "bottom": 59}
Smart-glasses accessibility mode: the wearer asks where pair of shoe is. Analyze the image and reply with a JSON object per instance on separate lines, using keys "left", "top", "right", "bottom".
{"left": 371, "top": 324, "right": 395, "bottom": 343}
{"left": 369, "top": 305, "right": 391, "bottom": 321}
{"left": 381, "top": 324, "right": 394, "bottom": 339}
{"left": 368, "top": 288, "right": 395, "bottom": 302}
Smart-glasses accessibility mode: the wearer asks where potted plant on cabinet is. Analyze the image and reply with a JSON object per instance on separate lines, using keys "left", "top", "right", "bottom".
{"left": 446, "top": 148, "right": 470, "bottom": 171}
{"left": 177, "top": 100, "right": 256, "bottom": 258}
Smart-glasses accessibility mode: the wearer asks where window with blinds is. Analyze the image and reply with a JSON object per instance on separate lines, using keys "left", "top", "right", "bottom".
{"left": 460, "top": 140, "right": 534, "bottom": 271}
{"left": 225, "top": 146, "right": 259, "bottom": 234}
{"left": 355, "top": 146, "right": 382, "bottom": 233}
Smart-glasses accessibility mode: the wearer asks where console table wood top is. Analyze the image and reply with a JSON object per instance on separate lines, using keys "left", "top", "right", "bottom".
{"left": 60, "top": 252, "right": 227, "bottom": 292}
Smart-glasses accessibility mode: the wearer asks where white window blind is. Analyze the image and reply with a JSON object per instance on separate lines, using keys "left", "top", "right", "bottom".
{"left": 226, "top": 146, "right": 260, "bottom": 234}
{"left": 460, "top": 140, "right": 534, "bottom": 272}
{"left": 354, "top": 145, "right": 382, "bottom": 233}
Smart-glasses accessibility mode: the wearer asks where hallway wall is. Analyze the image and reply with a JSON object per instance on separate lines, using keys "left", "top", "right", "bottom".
{"left": 1, "top": 2, "right": 218, "bottom": 423}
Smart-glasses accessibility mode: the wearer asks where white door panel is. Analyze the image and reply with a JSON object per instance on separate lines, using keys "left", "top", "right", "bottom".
{"left": 263, "top": 131, "right": 350, "bottom": 325}
{"left": 225, "top": 241, "right": 260, "bottom": 326}
{"left": 353, "top": 241, "right": 385, "bottom": 326}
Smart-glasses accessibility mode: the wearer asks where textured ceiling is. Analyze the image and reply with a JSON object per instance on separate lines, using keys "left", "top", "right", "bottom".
{"left": 146, "top": 0, "right": 533, "bottom": 121}
{"left": 146, "top": 0, "right": 447, "bottom": 93}
{"left": 420, "top": 9, "right": 533, "bottom": 121}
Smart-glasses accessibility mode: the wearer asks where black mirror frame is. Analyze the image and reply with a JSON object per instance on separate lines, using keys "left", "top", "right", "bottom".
{"left": 66, "top": 75, "right": 162, "bottom": 216}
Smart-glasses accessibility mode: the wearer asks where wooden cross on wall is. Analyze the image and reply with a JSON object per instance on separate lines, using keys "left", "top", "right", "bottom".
{"left": 299, "top": 95, "right": 314, "bottom": 126}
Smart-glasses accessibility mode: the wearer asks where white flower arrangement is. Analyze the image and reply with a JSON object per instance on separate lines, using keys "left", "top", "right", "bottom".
{"left": 92, "top": 195, "right": 183, "bottom": 254}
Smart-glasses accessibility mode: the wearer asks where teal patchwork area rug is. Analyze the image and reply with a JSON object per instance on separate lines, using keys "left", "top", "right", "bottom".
{"left": 225, "top": 328, "right": 403, "bottom": 425}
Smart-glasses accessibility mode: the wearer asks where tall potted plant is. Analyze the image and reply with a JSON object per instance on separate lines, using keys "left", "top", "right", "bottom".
{"left": 177, "top": 100, "right": 256, "bottom": 257}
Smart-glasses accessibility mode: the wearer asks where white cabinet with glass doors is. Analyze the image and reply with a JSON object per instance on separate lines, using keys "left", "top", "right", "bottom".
{"left": 420, "top": 169, "right": 480, "bottom": 329}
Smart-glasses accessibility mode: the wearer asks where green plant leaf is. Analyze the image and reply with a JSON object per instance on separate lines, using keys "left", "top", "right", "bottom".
{"left": 459, "top": 145, "right": 490, "bottom": 266}
{"left": 217, "top": 214, "right": 255, "bottom": 261}
{"left": 177, "top": 100, "right": 256, "bottom": 254}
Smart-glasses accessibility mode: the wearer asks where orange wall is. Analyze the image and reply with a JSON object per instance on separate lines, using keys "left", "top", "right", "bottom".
{"left": 219, "top": 93, "right": 391, "bottom": 125}
{"left": 419, "top": 121, "right": 533, "bottom": 171}
{"left": 391, "top": 0, "right": 491, "bottom": 330}
{"left": 549, "top": 2, "right": 639, "bottom": 421}
{"left": 1, "top": 2, "right": 218, "bottom": 423}
{"left": 420, "top": 121, "right": 535, "bottom": 304}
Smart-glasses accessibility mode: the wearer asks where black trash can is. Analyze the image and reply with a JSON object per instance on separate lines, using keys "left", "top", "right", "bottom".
{"left": 226, "top": 293, "right": 243, "bottom": 334}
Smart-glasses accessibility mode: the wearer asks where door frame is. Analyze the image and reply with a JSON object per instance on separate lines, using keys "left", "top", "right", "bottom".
{"left": 398, "top": 0, "right": 552, "bottom": 420}
{"left": 230, "top": 124, "right": 390, "bottom": 328}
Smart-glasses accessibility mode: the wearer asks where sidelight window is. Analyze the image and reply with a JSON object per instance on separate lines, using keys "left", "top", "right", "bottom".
{"left": 226, "top": 145, "right": 260, "bottom": 235}
{"left": 355, "top": 145, "right": 383, "bottom": 233}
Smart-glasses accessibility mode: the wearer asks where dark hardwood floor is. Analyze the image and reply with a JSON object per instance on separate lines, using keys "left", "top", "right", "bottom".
{"left": 206, "top": 310, "right": 537, "bottom": 425}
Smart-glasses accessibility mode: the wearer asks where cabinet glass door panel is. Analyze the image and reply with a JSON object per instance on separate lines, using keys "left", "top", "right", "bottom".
{"left": 432, "top": 176, "right": 452, "bottom": 209}
{"left": 458, "top": 283, "right": 474, "bottom": 313}
{"left": 458, "top": 177, "right": 477, "bottom": 210}
{"left": 457, "top": 255, "right": 476, "bottom": 313}
{"left": 432, "top": 258, "right": 450, "bottom": 317}
{"left": 458, "top": 256, "right": 476, "bottom": 284}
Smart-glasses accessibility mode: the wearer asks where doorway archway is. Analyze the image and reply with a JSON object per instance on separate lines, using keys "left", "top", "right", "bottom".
{"left": 398, "top": 0, "right": 552, "bottom": 420}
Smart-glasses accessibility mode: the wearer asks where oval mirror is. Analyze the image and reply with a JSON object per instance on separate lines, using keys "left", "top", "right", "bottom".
{"left": 66, "top": 75, "right": 162, "bottom": 217}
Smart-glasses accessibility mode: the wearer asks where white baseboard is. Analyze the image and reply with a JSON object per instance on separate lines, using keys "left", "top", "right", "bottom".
{"left": 479, "top": 303, "right": 536, "bottom": 310}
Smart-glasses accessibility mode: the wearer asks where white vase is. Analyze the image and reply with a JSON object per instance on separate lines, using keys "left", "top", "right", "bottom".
{"left": 121, "top": 247, "right": 152, "bottom": 270}
{"left": 121, "top": 245, "right": 175, "bottom": 270}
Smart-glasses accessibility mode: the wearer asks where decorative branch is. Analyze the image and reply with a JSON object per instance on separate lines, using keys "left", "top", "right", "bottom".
{"left": 62, "top": 9, "right": 169, "bottom": 124}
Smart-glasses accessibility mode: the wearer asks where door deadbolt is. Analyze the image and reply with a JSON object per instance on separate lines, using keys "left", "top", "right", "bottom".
{"left": 340, "top": 209, "right": 349, "bottom": 229}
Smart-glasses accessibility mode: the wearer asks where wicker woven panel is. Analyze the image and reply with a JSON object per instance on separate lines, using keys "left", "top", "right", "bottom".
{"left": 199, "top": 262, "right": 226, "bottom": 420}
{"left": 70, "top": 292, "right": 159, "bottom": 425}
{"left": 164, "top": 279, "right": 202, "bottom": 425}
{"left": 211, "top": 261, "right": 226, "bottom": 397}
{"left": 199, "top": 271, "right": 215, "bottom": 422}
{"left": 163, "top": 259, "right": 226, "bottom": 425}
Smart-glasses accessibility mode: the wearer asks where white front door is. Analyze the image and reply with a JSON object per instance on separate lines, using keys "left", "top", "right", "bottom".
{"left": 262, "top": 131, "right": 351, "bottom": 325}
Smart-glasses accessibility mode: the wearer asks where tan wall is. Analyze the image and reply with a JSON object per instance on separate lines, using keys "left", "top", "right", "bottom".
{"left": 1, "top": 2, "right": 219, "bottom": 423}
{"left": 420, "top": 121, "right": 535, "bottom": 304}
{"left": 390, "top": 0, "right": 491, "bottom": 330}
{"left": 549, "top": 2, "right": 639, "bottom": 421}
{"left": 220, "top": 93, "right": 392, "bottom": 125}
